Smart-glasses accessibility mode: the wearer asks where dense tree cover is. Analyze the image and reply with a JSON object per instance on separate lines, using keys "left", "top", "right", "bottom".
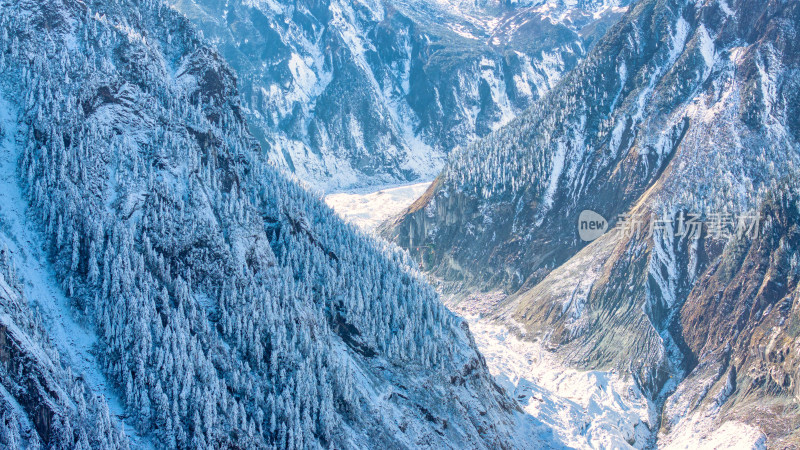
{"left": 0, "top": 246, "right": 129, "bottom": 449}
{"left": 383, "top": 0, "right": 800, "bottom": 443}
{"left": 441, "top": 0, "right": 799, "bottom": 217}
{"left": 0, "top": 0, "right": 509, "bottom": 448}
{"left": 387, "top": 0, "right": 800, "bottom": 297}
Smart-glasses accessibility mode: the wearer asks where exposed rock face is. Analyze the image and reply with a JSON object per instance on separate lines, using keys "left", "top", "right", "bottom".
{"left": 660, "top": 188, "right": 800, "bottom": 447}
{"left": 168, "top": 0, "right": 632, "bottom": 191}
{"left": 384, "top": 0, "right": 800, "bottom": 444}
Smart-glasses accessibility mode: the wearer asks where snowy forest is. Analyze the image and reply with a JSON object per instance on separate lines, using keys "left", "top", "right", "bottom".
{"left": 2, "top": 0, "right": 800, "bottom": 448}
{"left": 0, "top": 0, "right": 527, "bottom": 448}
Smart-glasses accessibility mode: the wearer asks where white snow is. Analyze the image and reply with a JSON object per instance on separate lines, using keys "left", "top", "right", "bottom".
{"left": 718, "top": 0, "right": 734, "bottom": 17}
{"left": 661, "top": 415, "right": 767, "bottom": 450}
{"left": 610, "top": 117, "right": 627, "bottom": 158}
{"left": 462, "top": 316, "right": 655, "bottom": 449}
{"left": 0, "top": 96, "right": 150, "bottom": 448}
{"left": 323, "top": 165, "right": 773, "bottom": 450}
{"left": 448, "top": 23, "right": 481, "bottom": 40}
{"left": 634, "top": 17, "right": 689, "bottom": 122}
{"left": 288, "top": 52, "right": 319, "bottom": 97}
{"left": 669, "top": 18, "right": 691, "bottom": 65}
{"left": 479, "top": 57, "right": 516, "bottom": 130}
{"left": 697, "top": 26, "right": 715, "bottom": 69}
{"left": 324, "top": 179, "right": 656, "bottom": 448}
{"left": 649, "top": 226, "right": 679, "bottom": 308}
{"left": 537, "top": 138, "right": 567, "bottom": 225}
{"left": 513, "top": 73, "right": 533, "bottom": 98}
{"left": 325, "top": 181, "right": 431, "bottom": 230}
{"left": 697, "top": 25, "right": 716, "bottom": 79}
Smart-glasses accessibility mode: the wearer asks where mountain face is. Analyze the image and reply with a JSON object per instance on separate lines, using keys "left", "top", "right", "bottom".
{"left": 0, "top": 249, "right": 129, "bottom": 449}
{"left": 384, "top": 0, "right": 800, "bottom": 444}
{"left": 0, "top": 0, "right": 549, "bottom": 447}
{"left": 166, "top": 0, "right": 631, "bottom": 191}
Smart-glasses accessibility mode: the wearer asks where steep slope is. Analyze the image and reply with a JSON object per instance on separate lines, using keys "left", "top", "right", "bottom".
{"left": 325, "top": 179, "right": 659, "bottom": 449}
{"left": 0, "top": 248, "right": 128, "bottom": 449}
{"left": 384, "top": 0, "right": 800, "bottom": 444}
{"left": 1, "top": 98, "right": 142, "bottom": 448}
{"left": 167, "top": 0, "right": 632, "bottom": 191}
{"left": 0, "top": 0, "right": 548, "bottom": 447}
{"left": 0, "top": 247, "right": 131, "bottom": 449}
{"left": 658, "top": 185, "right": 800, "bottom": 447}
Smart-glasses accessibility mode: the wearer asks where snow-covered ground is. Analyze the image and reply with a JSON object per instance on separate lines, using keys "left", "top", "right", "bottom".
{"left": 464, "top": 316, "right": 655, "bottom": 449}
{"left": 325, "top": 181, "right": 657, "bottom": 449}
{"left": 0, "top": 97, "right": 150, "bottom": 448}
{"left": 325, "top": 181, "right": 431, "bottom": 230}
{"left": 659, "top": 414, "right": 766, "bottom": 450}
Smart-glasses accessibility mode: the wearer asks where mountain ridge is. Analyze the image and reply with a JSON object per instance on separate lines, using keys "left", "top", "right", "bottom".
{"left": 168, "top": 0, "right": 632, "bottom": 191}
{"left": 383, "top": 0, "right": 800, "bottom": 445}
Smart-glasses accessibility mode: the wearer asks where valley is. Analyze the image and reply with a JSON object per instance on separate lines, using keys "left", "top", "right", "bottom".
{"left": 1, "top": 0, "right": 797, "bottom": 448}
{"left": 328, "top": 179, "right": 777, "bottom": 448}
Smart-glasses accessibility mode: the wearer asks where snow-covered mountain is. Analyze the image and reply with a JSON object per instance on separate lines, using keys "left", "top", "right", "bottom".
{"left": 166, "top": 0, "right": 631, "bottom": 191}
{"left": 384, "top": 0, "right": 800, "bottom": 445}
{"left": 0, "top": 247, "right": 130, "bottom": 449}
{"left": 0, "top": 0, "right": 553, "bottom": 447}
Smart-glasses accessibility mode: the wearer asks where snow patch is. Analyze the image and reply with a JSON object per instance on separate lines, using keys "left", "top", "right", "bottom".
{"left": 661, "top": 416, "right": 766, "bottom": 450}
{"left": 462, "top": 317, "right": 654, "bottom": 449}
{"left": 325, "top": 182, "right": 432, "bottom": 230}
{"left": 537, "top": 139, "right": 567, "bottom": 225}
{"left": 697, "top": 25, "right": 716, "bottom": 76}
{"left": 718, "top": 0, "right": 734, "bottom": 17}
